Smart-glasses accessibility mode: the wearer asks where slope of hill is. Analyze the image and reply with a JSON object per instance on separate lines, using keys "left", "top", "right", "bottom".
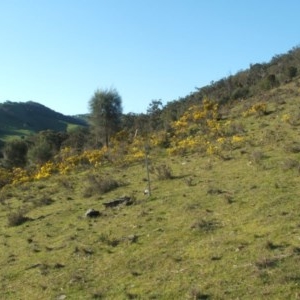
{"left": 1, "top": 77, "right": 300, "bottom": 299}
{"left": 0, "top": 101, "right": 88, "bottom": 141}
{"left": 162, "top": 46, "right": 300, "bottom": 121}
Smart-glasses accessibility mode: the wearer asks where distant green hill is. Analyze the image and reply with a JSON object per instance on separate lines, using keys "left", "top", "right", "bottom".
{"left": 0, "top": 101, "right": 88, "bottom": 141}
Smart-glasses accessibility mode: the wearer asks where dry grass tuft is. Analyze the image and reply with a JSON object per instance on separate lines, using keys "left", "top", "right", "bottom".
{"left": 83, "top": 174, "right": 120, "bottom": 197}
{"left": 153, "top": 163, "right": 173, "bottom": 180}
{"left": 7, "top": 209, "right": 31, "bottom": 227}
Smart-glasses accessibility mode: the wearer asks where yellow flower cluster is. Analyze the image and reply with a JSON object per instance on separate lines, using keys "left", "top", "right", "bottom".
{"left": 217, "top": 137, "right": 226, "bottom": 144}
{"left": 0, "top": 167, "right": 13, "bottom": 187}
{"left": 243, "top": 103, "right": 267, "bottom": 117}
{"left": 167, "top": 136, "right": 201, "bottom": 155}
{"left": 231, "top": 135, "right": 244, "bottom": 143}
{"left": 168, "top": 98, "right": 222, "bottom": 155}
{"left": 12, "top": 168, "right": 31, "bottom": 184}
{"left": 206, "top": 119, "right": 221, "bottom": 134}
{"left": 206, "top": 143, "right": 219, "bottom": 155}
{"left": 3, "top": 97, "right": 250, "bottom": 188}
{"left": 281, "top": 113, "right": 291, "bottom": 123}
{"left": 84, "top": 147, "right": 109, "bottom": 165}
{"left": 34, "top": 162, "right": 56, "bottom": 180}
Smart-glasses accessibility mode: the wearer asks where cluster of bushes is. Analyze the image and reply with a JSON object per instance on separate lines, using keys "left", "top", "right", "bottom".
{"left": 0, "top": 66, "right": 297, "bottom": 190}
{"left": 0, "top": 98, "right": 255, "bottom": 188}
{"left": 0, "top": 127, "right": 91, "bottom": 169}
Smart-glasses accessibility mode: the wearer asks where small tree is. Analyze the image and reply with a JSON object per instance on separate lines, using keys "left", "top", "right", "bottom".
{"left": 89, "top": 88, "right": 123, "bottom": 147}
{"left": 2, "top": 139, "right": 28, "bottom": 168}
{"left": 26, "top": 130, "right": 67, "bottom": 165}
{"left": 27, "top": 138, "right": 53, "bottom": 165}
{"left": 147, "top": 100, "right": 164, "bottom": 131}
{"left": 287, "top": 66, "right": 297, "bottom": 79}
{"left": 62, "top": 126, "right": 90, "bottom": 152}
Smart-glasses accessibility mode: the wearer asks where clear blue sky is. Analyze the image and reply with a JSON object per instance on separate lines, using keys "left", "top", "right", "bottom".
{"left": 0, "top": 0, "right": 299, "bottom": 115}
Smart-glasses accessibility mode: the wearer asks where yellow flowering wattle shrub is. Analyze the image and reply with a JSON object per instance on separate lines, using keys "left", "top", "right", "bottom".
{"left": 243, "top": 102, "right": 267, "bottom": 117}
{"left": 231, "top": 135, "right": 244, "bottom": 143}
{"left": 172, "top": 118, "right": 189, "bottom": 134}
{"left": 206, "top": 119, "right": 221, "bottom": 136}
{"left": 34, "top": 162, "right": 57, "bottom": 180}
{"left": 167, "top": 98, "right": 223, "bottom": 155}
{"left": 170, "top": 99, "right": 218, "bottom": 136}
{"left": 206, "top": 143, "right": 219, "bottom": 155}
{"left": 0, "top": 167, "right": 13, "bottom": 188}
{"left": 150, "top": 131, "right": 170, "bottom": 148}
{"left": 230, "top": 135, "right": 245, "bottom": 149}
{"left": 113, "top": 130, "right": 130, "bottom": 141}
{"left": 121, "top": 135, "right": 146, "bottom": 164}
{"left": 281, "top": 113, "right": 291, "bottom": 123}
{"left": 0, "top": 97, "right": 251, "bottom": 189}
{"left": 124, "top": 148, "right": 145, "bottom": 163}
{"left": 167, "top": 136, "right": 205, "bottom": 156}
{"left": 84, "top": 147, "right": 109, "bottom": 166}
{"left": 217, "top": 137, "right": 226, "bottom": 144}
{"left": 12, "top": 167, "right": 31, "bottom": 184}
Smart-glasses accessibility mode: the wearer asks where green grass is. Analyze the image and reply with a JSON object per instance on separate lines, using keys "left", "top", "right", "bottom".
{"left": 1, "top": 80, "right": 300, "bottom": 299}
{"left": 1, "top": 129, "right": 33, "bottom": 142}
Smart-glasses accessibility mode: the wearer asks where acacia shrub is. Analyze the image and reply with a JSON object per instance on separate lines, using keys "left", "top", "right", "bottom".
{"left": 83, "top": 173, "right": 120, "bottom": 197}
{"left": 2, "top": 139, "right": 28, "bottom": 168}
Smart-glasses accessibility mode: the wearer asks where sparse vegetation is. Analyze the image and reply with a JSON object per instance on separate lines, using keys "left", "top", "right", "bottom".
{"left": 191, "top": 218, "right": 221, "bottom": 233}
{"left": 7, "top": 208, "right": 30, "bottom": 226}
{"left": 250, "top": 150, "right": 265, "bottom": 164}
{"left": 83, "top": 173, "right": 120, "bottom": 197}
{"left": 153, "top": 163, "right": 173, "bottom": 180}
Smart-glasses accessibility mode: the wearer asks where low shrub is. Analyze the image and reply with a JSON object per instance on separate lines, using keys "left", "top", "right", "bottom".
{"left": 184, "top": 177, "right": 195, "bottom": 187}
{"left": 250, "top": 150, "right": 265, "bottom": 164}
{"left": 255, "top": 257, "right": 279, "bottom": 270}
{"left": 7, "top": 209, "right": 30, "bottom": 227}
{"left": 284, "top": 142, "right": 300, "bottom": 153}
{"left": 281, "top": 158, "right": 300, "bottom": 172}
{"left": 33, "top": 196, "right": 55, "bottom": 207}
{"left": 84, "top": 174, "right": 119, "bottom": 197}
{"left": 191, "top": 218, "right": 221, "bottom": 233}
{"left": 153, "top": 164, "right": 173, "bottom": 180}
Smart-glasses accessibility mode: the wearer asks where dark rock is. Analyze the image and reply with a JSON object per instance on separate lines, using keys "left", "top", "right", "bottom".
{"left": 54, "top": 263, "right": 65, "bottom": 269}
{"left": 85, "top": 208, "right": 101, "bottom": 218}
{"left": 103, "top": 196, "right": 132, "bottom": 208}
{"left": 127, "top": 234, "right": 138, "bottom": 243}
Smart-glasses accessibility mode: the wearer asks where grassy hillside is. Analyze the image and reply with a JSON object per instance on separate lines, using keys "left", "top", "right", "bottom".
{"left": 162, "top": 46, "right": 300, "bottom": 123}
{"left": 1, "top": 79, "right": 300, "bottom": 299}
{"left": 0, "top": 101, "right": 87, "bottom": 141}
